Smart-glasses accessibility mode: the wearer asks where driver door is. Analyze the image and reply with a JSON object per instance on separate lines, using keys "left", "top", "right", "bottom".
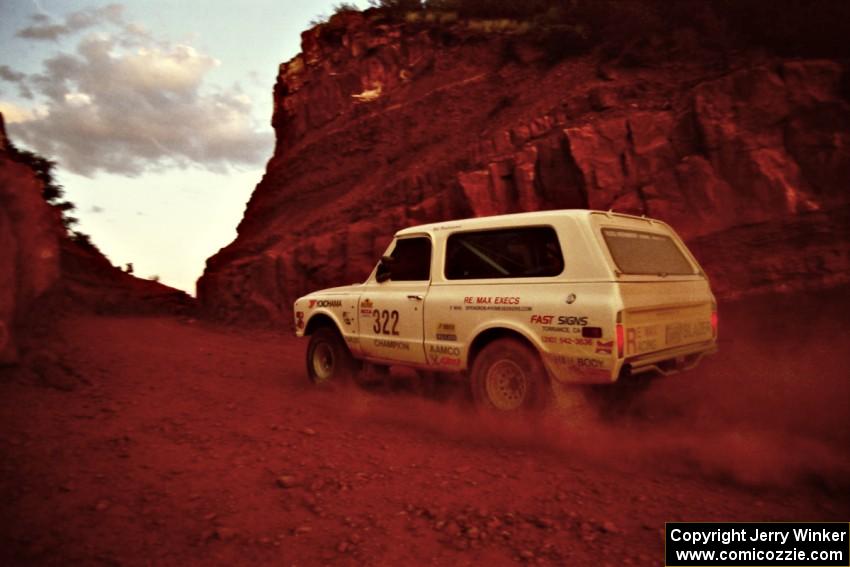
{"left": 359, "top": 235, "right": 431, "bottom": 365}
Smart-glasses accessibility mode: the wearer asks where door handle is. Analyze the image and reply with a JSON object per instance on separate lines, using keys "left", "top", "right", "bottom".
{"left": 407, "top": 294, "right": 423, "bottom": 301}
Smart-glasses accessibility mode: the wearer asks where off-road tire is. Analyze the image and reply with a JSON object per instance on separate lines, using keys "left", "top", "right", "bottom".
{"left": 470, "top": 338, "right": 550, "bottom": 412}
{"left": 306, "top": 326, "right": 358, "bottom": 385}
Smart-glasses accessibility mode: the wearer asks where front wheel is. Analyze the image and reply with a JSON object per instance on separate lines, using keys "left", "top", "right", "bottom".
{"left": 306, "top": 327, "right": 358, "bottom": 385}
{"left": 470, "top": 338, "right": 550, "bottom": 413}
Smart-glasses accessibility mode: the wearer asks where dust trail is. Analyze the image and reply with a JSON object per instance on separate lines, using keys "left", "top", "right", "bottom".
{"left": 326, "top": 287, "right": 850, "bottom": 494}
{"left": 337, "top": 390, "right": 850, "bottom": 493}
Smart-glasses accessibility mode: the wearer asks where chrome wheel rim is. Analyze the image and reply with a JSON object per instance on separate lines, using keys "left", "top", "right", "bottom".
{"left": 484, "top": 359, "right": 528, "bottom": 411}
{"left": 312, "top": 342, "right": 335, "bottom": 382}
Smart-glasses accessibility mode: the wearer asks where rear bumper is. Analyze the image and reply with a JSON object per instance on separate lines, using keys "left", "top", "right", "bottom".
{"left": 621, "top": 340, "right": 717, "bottom": 378}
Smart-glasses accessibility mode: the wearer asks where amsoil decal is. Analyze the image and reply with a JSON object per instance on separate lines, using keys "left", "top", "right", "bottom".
{"left": 436, "top": 333, "right": 458, "bottom": 342}
{"left": 309, "top": 299, "right": 342, "bottom": 309}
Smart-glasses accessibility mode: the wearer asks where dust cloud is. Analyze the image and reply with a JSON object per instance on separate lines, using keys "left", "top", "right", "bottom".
{"left": 318, "top": 287, "right": 850, "bottom": 494}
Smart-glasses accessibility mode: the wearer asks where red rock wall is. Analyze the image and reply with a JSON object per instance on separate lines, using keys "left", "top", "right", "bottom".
{"left": 0, "top": 113, "right": 195, "bottom": 365}
{"left": 0, "top": 114, "right": 63, "bottom": 363}
{"left": 198, "top": 13, "right": 850, "bottom": 324}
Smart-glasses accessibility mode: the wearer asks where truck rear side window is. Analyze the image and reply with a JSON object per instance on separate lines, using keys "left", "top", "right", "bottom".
{"left": 445, "top": 226, "right": 564, "bottom": 280}
{"left": 602, "top": 228, "right": 695, "bottom": 276}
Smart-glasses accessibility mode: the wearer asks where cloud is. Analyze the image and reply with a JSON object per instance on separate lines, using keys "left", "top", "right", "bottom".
{"left": 0, "top": 65, "right": 34, "bottom": 99}
{"left": 16, "top": 4, "right": 127, "bottom": 41}
{"left": 0, "top": 101, "right": 44, "bottom": 124}
{"left": 0, "top": 65, "right": 26, "bottom": 83}
{"left": 9, "top": 12, "right": 272, "bottom": 176}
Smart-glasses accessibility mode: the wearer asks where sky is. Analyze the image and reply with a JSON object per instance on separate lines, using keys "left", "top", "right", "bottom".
{"left": 0, "top": 0, "right": 371, "bottom": 294}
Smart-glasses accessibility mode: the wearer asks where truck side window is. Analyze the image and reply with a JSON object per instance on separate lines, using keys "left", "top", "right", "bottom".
{"left": 387, "top": 237, "right": 432, "bottom": 281}
{"left": 445, "top": 226, "right": 564, "bottom": 280}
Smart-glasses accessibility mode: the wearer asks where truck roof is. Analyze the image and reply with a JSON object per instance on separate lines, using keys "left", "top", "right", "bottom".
{"left": 394, "top": 209, "right": 664, "bottom": 237}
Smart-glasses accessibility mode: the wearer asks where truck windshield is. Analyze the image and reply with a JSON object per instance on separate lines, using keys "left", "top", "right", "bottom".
{"left": 602, "top": 228, "right": 696, "bottom": 276}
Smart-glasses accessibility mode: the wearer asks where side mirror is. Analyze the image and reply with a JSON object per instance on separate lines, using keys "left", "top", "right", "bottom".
{"left": 376, "top": 256, "right": 394, "bottom": 283}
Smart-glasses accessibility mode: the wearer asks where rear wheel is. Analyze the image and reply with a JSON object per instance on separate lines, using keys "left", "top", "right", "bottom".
{"left": 470, "top": 338, "right": 550, "bottom": 412}
{"left": 306, "top": 326, "right": 358, "bottom": 385}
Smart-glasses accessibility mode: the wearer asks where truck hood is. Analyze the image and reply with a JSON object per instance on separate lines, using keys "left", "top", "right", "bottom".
{"left": 298, "top": 283, "right": 365, "bottom": 300}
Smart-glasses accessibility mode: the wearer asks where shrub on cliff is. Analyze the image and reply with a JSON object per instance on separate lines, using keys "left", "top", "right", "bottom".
{"left": 6, "top": 142, "right": 83, "bottom": 232}
{"left": 367, "top": 0, "right": 850, "bottom": 61}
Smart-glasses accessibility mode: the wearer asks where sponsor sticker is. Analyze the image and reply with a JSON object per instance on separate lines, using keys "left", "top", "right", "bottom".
{"left": 542, "top": 325, "right": 581, "bottom": 334}
{"left": 309, "top": 299, "right": 342, "bottom": 309}
{"left": 464, "top": 296, "right": 521, "bottom": 305}
{"left": 541, "top": 336, "right": 593, "bottom": 346}
{"left": 626, "top": 327, "right": 660, "bottom": 354}
{"left": 546, "top": 353, "right": 610, "bottom": 377}
{"left": 577, "top": 357, "right": 604, "bottom": 368}
{"left": 360, "top": 298, "right": 374, "bottom": 317}
{"left": 374, "top": 338, "right": 409, "bottom": 350}
{"left": 595, "top": 340, "right": 613, "bottom": 355}
{"left": 429, "top": 355, "right": 461, "bottom": 367}
{"left": 531, "top": 314, "right": 589, "bottom": 326}
{"left": 429, "top": 344, "right": 461, "bottom": 356}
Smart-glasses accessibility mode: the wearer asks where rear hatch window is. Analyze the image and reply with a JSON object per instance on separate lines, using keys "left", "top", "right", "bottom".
{"left": 602, "top": 228, "right": 696, "bottom": 276}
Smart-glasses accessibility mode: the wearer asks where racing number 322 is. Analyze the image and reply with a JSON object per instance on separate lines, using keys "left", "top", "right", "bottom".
{"left": 373, "top": 309, "right": 400, "bottom": 335}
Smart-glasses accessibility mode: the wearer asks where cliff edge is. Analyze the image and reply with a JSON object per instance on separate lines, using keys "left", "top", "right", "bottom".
{"left": 0, "top": 113, "right": 194, "bottom": 367}
{"left": 198, "top": 11, "right": 850, "bottom": 324}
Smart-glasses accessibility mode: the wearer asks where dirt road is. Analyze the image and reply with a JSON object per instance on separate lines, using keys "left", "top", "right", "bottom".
{"left": 1, "top": 290, "right": 848, "bottom": 566}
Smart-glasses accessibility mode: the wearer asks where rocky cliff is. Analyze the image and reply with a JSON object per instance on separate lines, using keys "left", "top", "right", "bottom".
{"left": 0, "top": 113, "right": 194, "bottom": 366}
{"left": 198, "top": 11, "right": 850, "bottom": 323}
{"left": 0, "top": 113, "right": 62, "bottom": 363}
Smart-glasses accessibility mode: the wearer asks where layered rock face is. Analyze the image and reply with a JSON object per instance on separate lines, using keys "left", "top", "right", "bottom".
{"left": 0, "top": 113, "right": 194, "bottom": 364}
{"left": 199, "top": 13, "right": 850, "bottom": 323}
{"left": 0, "top": 114, "right": 62, "bottom": 363}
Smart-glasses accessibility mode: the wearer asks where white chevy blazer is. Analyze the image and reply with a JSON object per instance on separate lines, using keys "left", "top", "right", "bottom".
{"left": 294, "top": 210, "right": 718, "bottom": 412}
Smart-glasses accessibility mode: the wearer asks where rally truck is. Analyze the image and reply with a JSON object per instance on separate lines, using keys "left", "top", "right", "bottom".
{"left": 293, "top": 210, "right": 718, "bottom": 412}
